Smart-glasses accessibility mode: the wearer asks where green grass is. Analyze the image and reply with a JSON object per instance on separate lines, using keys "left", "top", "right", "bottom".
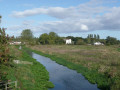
{"left": 118, "top": 48, "right": 120, "bottom": 52}
{"left": 0, "top": 45, "right": 54, "bottom": 90}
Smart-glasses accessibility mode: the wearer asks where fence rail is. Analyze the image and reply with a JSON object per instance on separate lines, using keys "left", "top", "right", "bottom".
{"left": 0, "top": 81, "right": 17, "bottom": 90}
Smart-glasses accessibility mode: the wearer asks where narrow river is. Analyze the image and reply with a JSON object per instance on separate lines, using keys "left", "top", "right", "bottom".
{"left": 28, "top": 51, "right": 99, "bottom": 90}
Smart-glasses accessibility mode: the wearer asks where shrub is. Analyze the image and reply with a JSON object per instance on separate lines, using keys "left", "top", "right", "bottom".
{"left": 0, "top": 28, "right": 10, "bottom": 63}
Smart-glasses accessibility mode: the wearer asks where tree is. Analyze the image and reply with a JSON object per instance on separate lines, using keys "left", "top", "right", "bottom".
{"left": 76, "top": 39, "right": 86, "bottom": 45}
{"left": 39, "top": 33, "right": 49, "bottom": 44}
{"left": 0, "top": 16, "right": 10, "bottom": 63}
{"left": 87, "top": 34, "right": 91, "bottom": 44}
{"left": 97, "top": 34, "right": 100, "bottom": 40}
{"left": 106, "top": 36, "right": 118, "bottom": 45}
{"left": 38, "top": 32, "right": 64, "bottom": 45}
{"left": 21, "top": 29, "right": 34, "bottom": 44}
{"left": 48, "top": 32, "right": 58, "bottom": 44}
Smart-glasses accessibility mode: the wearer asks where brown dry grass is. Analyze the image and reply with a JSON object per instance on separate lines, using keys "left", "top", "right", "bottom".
{"left": 28, "top": 45, "right": 120, "bottom": 78}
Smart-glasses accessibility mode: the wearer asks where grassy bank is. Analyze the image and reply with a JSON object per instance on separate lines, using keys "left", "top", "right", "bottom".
{"left": 0, "top": 45, "right": 54, "bottom": 90}
{"left": 28, "top": 45, "right": 120, "bottom": 90}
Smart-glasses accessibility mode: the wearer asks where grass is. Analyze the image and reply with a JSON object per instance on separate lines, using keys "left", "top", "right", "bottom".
{"left": 27, "top": 45, "right": 120, "bottom": 90}
{"left": 0, "top": 45, "right": 54, "bottom": 90}
{"left": 118, "top": 48, "right": 120, "bottom": 52}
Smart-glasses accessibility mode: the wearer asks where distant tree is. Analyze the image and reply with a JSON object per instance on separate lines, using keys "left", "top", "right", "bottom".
{"left": 55, "top": 37, "right": 64, "bottom": 44}
{"left": 49, "top": 32, "right": 58, "bottom": 37}
{"left": 86, "top": 34, "right": 100, "bottom": 44}
{"left": 87, "top": 34, "right": 90, "bottom": 39}
{"left": 97, "top": 34, "right": 100, "bottom": 40}
{"left": 39, "top": 32, "right": 64, "bottom": 45}
{"left": 66, "top": 36, "right": 74, "bottom": 40}
{"left": 91, "top": 34, "right": 93, "bottom": 38}
{"left": 106, "top": 36, "right": 118, "bottom": 45}
{"left": 34, "top": 37, "right": 39, "bottom": 45}
{"left": 94, "top": 34, "right": 96, "bottom": 39}
{"left": 87, "top": 34, "right": 91, "bottom": 44}
{"left": 39, "top": 33, "right": 49, "bottom": 44}
{"left": 76, "top": 39, "right": 86, "bottom": 45}
{"left": 48, "top": 32, "right": 58, "bottom": 44}
{"left": 66, "top": 36, "right": 84, "bottom": 45}
{"left": 21, "top": 29, "right": 34, "bottom": 44}
{"left": 74, "top": 37, "right": 83, "bottom": 45}
{"left": 100, "top": 39, "right": 106, "bottom": 44}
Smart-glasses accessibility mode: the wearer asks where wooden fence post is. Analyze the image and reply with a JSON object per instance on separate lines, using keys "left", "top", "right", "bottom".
{"left": 15, "top": 81, "right": 17, "bottom": 88}
{"left": 5, "top": 84, "right": 7, "bottom": 90}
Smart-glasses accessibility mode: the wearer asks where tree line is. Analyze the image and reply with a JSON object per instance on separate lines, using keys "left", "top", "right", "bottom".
{"left": 13, "top": 29, "right": 120, "bottom": 45}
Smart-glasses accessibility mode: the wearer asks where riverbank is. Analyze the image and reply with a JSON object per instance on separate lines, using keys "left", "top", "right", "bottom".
{"left": 27, "top": 45, "right": 120, "bottom": 90}
{"left": 0, "top": 45, "right": 54, "bottom": 90}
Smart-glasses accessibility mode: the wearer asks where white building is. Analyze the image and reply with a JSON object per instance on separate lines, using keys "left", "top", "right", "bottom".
{"left": 9, "top": 41, "right": 21, "bottom": 45}
{"left": 65, "top": 39, "right": 72, "bottom": 44}
{"left": 94, "top": 42, "right": 104, "bottom": 45}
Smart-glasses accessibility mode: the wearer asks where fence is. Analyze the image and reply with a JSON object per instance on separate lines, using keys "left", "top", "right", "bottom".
{"left": 0, "top": 81, "right": 17, "bottom": 90}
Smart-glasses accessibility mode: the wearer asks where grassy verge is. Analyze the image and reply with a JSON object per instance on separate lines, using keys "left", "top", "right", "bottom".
{"left": 0, "top": 45, "right": 54, "bottom": 90}
{"left": 27, "top": 45, "right": 120, "bottom": 90}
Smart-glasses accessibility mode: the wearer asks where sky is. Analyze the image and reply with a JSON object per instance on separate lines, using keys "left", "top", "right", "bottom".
{"left": 0, "top": 0, "right": 120, "bottom": 39}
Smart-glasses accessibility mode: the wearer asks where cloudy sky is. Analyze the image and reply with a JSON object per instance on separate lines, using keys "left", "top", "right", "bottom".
{"left": 0, "top": 0, "right": 120, "bottom": 39}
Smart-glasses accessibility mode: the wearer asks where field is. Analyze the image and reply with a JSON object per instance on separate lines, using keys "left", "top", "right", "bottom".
{"left": 28, "top": 45, "right": 120, "bottom": 90}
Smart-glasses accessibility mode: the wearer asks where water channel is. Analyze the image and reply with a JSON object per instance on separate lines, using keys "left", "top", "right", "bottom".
{"left": 27, "top": 50, "right": 99, "bottom": 90}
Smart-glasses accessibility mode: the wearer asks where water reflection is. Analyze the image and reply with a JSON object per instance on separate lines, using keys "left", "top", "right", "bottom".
{"left": 31, "top": 52, "right": 99, "bottom": 90}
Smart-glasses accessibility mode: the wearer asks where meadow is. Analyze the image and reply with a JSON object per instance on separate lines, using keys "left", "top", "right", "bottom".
{"left": 28, "top": 45, "right": 120, "bottom": 90}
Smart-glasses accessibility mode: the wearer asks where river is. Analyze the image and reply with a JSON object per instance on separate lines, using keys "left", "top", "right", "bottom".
{"left": 26, "top": 50, "right": 99, "bottom": 90}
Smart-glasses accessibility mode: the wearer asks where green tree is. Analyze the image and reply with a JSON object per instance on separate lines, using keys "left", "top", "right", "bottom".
{"left": 97, "top": 34, "right": 100, "bottom": 40}
{"left": 21, "top": 29, "right": 34, "bottom": 44}
{"left": 106, "top": 36, "right": 118, "bottom": 45}
{"left": 0, "top": 16, "right": 10, "bottom": 63}
{"left": 39, "top": 33, "right": 49, "bottom": 44}
{"left": 87, "top": 34, "right": 91, "bottom": 44}
{"left": 48, "top": 32, "right": 58, "bottom": 44}
{"left": 39, "top": 32, "right": 64, "bottom": 45}
{"left": 76, "top": 39, "right": 86, "bottom": 45}
{"left": 94, "top": 34, "right": 97, "bottom": 39}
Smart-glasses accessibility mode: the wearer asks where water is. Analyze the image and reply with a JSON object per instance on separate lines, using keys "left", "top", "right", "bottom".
{"left": 30, "top": 52, "right": 99, "bottom": 90}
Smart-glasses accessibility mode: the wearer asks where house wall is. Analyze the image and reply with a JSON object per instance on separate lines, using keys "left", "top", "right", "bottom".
{"left": 66, "top": 39, "right": 72, "bottom": 44}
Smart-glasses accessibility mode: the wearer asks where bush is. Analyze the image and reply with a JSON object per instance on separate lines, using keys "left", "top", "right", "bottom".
{"left": 0, "top": 28, "right": 10, "bottom": 63}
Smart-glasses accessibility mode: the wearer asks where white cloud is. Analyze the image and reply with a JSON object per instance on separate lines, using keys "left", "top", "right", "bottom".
{"left": 11, "top": 0, "right": 110, "bottom": 19}
{"left": 11, "top": 7, "right": 78, "bottom": 19}
{"left": 81, "top": 24, "right": 88, "bottom": 31}
{"left": 9, "top": 0, "right": 120, "bottom": 36}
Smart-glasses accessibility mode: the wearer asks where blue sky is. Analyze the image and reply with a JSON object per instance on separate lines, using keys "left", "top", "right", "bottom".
{"left": 0, "top": 0, "right": 120, "bottom": 39}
